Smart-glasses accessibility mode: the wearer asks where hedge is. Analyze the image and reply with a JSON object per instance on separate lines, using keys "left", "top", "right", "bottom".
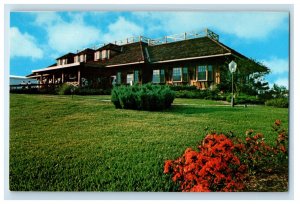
{"left": 111, "top": 83, "right": 175, "bottom": 111}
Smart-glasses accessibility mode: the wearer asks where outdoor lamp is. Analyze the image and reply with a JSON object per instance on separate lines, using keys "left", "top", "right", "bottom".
{"left": 228, "top": 60, "right": 237, "bottom": 107}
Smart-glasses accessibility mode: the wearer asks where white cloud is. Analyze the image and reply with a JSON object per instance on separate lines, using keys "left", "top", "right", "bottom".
{"left": 133, "top": 12, "right": 287, "bottom": 39}
{"left": 262, "top": 57, "right": 289, "bottom": 89}
{"left": 34, "top": 12, "right": 62, "bottom": 26}
{"left": 10, "top": 27, "right": 43, "bottom": 59}
{"left": 102, "top": 17, "right": 144, "bottom": 43}
{"left": 33, "top": 12, "right": 101, "bottom": 54}
{"left": 261, "top": 57, "right": 289, "bottom": 74}
{"left": 274, "top": 78, "right": 289, "bottom": 88}
{"left": 47, "top": 22, "right": 100, "bottom": 53}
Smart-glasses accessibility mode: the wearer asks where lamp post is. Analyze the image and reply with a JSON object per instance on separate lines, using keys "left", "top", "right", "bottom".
{"left": 228, "top": 60, "right": 237, "bottom": 107}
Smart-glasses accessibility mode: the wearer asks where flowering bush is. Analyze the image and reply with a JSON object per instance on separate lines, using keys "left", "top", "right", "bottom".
{"left": 164, "top": 120, "right": 288, "bottom": 192}
{"left": 164, "top": 134, "right": 248, "bottom": 192}
{"left": 241, "top": 120, "right": 288, "bottom": 172}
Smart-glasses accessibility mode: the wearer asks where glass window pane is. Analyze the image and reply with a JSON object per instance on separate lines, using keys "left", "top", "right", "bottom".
{"left": 116, "top": 72, "right": 121, "bottom": 84}
{"left": 207, "top": 65, "right": 213, "bottom": 81}
{"left": 134, "top": 70, "right": 139, "bottom": 82}
{"left": 152, "top": 70, "right": 160, "bottom": 83}
{"left": 173, "top": 67, "right": 182, "bottom": 81}
{"left": 198, "top": 66, "right": 206, "bottom": 81}
{"left": 160, "top": 69, "right": 165, "bottom": 83}
{"left": 182, "top": 67, "right": 188, "bottom": 82}
{"left": 127, "top": 73, "right": 134, "bottom": 84}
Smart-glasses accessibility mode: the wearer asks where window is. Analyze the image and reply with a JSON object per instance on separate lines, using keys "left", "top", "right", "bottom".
{"left": 152, "top": 70, "right": 160, "bottom": 83}
{"left": 134, "top": 70, "right": 139, "bottom": 82}
{"left": 74, "top": 56, "right": 79, "bottom": 63}
{"left": 197, "top": 66, "right": 206, "bottom": 81}
{"left": 207, "top": 65, "right": 213, "bottom": 81}
{"left": 80, "top": 54, "right": 85, "bottom": 62}
{"left": 116, "top": 72, "right": 121, "bottom": 84}
{"left": 102, "top": 50, "right": 107, "bottom": 59}
{"left": 173, "top": 68, "right": 182, "bottom": 81}
{"left": 95, "top": 51, "right": 100, "bottom": 60}
{"left": 182, "top": 67, "right": 188, "bottom": 82}
{"left": 152, "top": 69, "right": 165, "bottom": 83}
{"left": 197, "top": 65, "right": 214, "bottom": 81}
{"left": 160, "top": 69, "right": 165, "bottom": 83}
{"left": 127, "top": 73, "right": 134, "bottom": 84}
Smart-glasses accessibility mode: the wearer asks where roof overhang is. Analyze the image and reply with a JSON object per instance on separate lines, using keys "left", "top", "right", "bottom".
{"left": 105, "top": 61, "right": 145, "bottom": 68}
{"left": 32, "top": 62, "right": 81, "bottom": 73}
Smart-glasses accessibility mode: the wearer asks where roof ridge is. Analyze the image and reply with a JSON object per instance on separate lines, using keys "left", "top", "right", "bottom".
{"left": 207, "top": 37, "right": 231, "bottom": 54}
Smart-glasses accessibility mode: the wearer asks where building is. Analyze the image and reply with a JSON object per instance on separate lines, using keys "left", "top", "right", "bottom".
{"left": 27, "top": 29, "right": 267, "bottom": 90}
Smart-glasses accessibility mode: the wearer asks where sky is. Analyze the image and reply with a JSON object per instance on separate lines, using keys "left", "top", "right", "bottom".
{"left": 9, "top": 11, "right": 289, "bottom": 88}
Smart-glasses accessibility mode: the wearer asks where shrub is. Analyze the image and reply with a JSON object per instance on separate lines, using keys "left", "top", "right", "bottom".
{"left": 226, "top": 93, "right": 263, "bottom": 104}
{"left": 265, "top": 98, "right": 288, "bottom": 108}
{"left": 164, "top": 120, "right": 288, "bottom": 192}
{"left": 175, "top": 89, "right": 226, "bottom": 100}
{"left": 111, "top": 83, "right": 175, "bottom": 111}
{"left": 169, "top": 85, "right": 197, "bottom": 91}
{"left": 240, "top": 120, "right": 288, "bottom": 172}
{"left": 76, "top": 88, "right": 111, "bottom": 95}
{"left": 164, "top": 134, "right": 248, "bottom": 192}
{"left": 57, "top": 83, "right": 78, "bottom": 95}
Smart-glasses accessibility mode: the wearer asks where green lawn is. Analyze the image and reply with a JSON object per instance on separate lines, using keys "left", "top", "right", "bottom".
{"left": 9, "top": 94, "right": 288, "bottom": 191}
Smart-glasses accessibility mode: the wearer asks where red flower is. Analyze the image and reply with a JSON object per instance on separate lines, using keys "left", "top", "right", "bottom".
{"left": 164, "top": 160, "right": 172, "bottom": 174}
{"left": 275, "top": 119, "right": 281, "bottom": 126}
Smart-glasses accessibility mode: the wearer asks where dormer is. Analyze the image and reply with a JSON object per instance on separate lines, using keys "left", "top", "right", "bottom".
{"left": 56, "top": 53, "right": 75, "bottom": 65}
{"left": 94, "top": 43, "right": 122, "bottom": 61}
{"left": 74, "top": 48, "right": 95, "bottom": 63}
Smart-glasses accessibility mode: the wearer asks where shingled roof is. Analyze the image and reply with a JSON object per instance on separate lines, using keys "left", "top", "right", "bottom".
{"left": 96, "top": 43, "right": 122, "bottom": 52}
{"left": 56, "top": 52, "right": 75, "bottom": 60}
{"left": 86, "top": 42, "right": 145, "bottom": 67}
{"left": 147, "top": 37, "right": 239, "bottom": 63}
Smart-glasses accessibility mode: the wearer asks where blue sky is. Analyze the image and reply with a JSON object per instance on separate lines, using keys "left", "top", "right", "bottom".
{"left": 10, "top": 11, "right": 289, "bottom": 88}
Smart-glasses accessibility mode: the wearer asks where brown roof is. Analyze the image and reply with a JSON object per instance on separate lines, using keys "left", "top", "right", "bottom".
{"left": 56, "top": 52, "right": 75, "bottom": 60}
{"left": 96, "top": 43, "right": 122, "bottom": 52}
{"left": 77, "top": 48, "right": 95, "bottom": 55}
{"left": 86, "top": 42, "right": 145, "bottom": 67}
{"left": 37, "top": 35, "right": 267, "bottom": 73}
{"left": 147, "top": 37, "right": 234, "bottom": 62}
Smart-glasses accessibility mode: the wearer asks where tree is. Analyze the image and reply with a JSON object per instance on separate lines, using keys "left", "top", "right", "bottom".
{"left": 218, "top": 57, "right": 270, "bottom": 96}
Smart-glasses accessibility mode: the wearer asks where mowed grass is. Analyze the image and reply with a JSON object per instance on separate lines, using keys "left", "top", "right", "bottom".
{"left": 9, "top": 94, "right": 288, "bottom": 191}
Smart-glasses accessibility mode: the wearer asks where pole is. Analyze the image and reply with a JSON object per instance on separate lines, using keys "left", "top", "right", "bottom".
{"left": 231, "top": 72, "right": 234, "bottom": 107}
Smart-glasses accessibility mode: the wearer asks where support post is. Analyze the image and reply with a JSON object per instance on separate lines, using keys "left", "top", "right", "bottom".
{"left": 53, "top": 74, "right": 55, "bottom": 84}
{"left": 231, "top": 73, "right": 234, "bottom": 107}
{"left": 78, "top": 68, "right": 81, "bottom": 87}
{"left": 40, "top": 74, "right": 43, "bottom": 84}
{"left": 62, "top": 71, "right": 64, "bottom": 83}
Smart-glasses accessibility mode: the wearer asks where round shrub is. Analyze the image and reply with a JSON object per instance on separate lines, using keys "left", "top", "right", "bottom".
{"left": 111, "top": 83, "right": 175, "bottom": 111}
{"left": 265, "top": 98, "right": 288, "bottom": 108}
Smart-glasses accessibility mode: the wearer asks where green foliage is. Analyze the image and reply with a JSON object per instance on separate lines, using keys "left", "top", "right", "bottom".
{"left": 169, "top": 85, "right": 197, "bottom": 91}
{"left": 219, "top": 57, "right": 270, "bottom": 96}
{"left": 76, "top": 88, "right": 111, "bottom": 95}
{"left": 265, "top": 98, "right": 289, "bottom": 108}
{"left": 175, "top": 89, "right": 226, "bottom": 100}
{"left": 269, "top": 84, "right": 289, "bottom": 98}
{"left": 57, "top": 84, "right": 111, "bottom": 95}
{"left": 111, "top": 83, "right": 175, "bottom": 111}
{"left": 57, "top": 83, "right": 78, "bottom": 95}
{"left": 226, "top": 93, "right": 263, "bottom": 104}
